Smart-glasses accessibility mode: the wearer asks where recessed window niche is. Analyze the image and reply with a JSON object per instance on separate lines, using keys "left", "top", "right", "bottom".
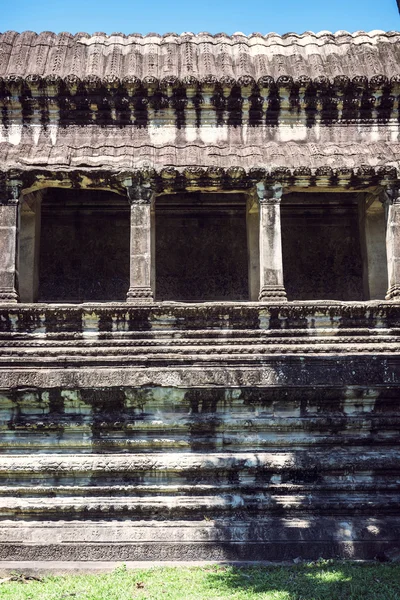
{"left": 38, "top": 189, "right": 130, "bottom": 302}
{"left": 281, "top": 192, "right": 365, "bottom": 301}
{"left": 155, "top": 193, "right": 249, "bottom": 302}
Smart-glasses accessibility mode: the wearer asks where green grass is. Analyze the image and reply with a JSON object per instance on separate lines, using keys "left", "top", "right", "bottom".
{"left": 0, "top": 561, "right": 400, "bottom": 600}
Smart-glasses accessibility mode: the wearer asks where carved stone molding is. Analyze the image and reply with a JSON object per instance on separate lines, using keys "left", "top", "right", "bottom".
{"left": 256, "top": 182, "right": 283, "bottom": 204}
{"left": 386, "top": 184, "right": 400, "bottom": 205}
{"left": 126, "top": 286, "right": 153, "bottom": 302}
{"left": 2, "top": 167, "right": 397, "bottom": 197}
{"left": 125, "top": 183, "right": 154, "bottom": 205}
{"left": 0, "top": 179, "right": 23, "bottom": 206}
{"left": 0, "top": 72, "right": 399, "bottom": 131}
{"left": 259, "top": 285, "right": 288, "bottom": 301}
{"left": 1, "top": 73, "right": 399, "bottom": 94}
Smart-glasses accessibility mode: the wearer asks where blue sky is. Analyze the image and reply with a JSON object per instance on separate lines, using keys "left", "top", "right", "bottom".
{"left": 1, "top": 0, "right": 399, "bottom": 35}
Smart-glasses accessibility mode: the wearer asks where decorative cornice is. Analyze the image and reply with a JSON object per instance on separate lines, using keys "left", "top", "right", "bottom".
{"left": 0, "top": 166, "right": 398, "bottom": 196}
{"left": 0, "top": 75, "right": 399, "bottom": 104}
{"left": 0, "top": 74, "right": 397, "bottom": 130}
{"left": 1, "top": 73, "right": 400, "bottom": 90}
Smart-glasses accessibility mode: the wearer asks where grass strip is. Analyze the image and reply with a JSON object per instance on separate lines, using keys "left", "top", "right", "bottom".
{"left": 0, "top": 561, "right": 399, "bottom": 600}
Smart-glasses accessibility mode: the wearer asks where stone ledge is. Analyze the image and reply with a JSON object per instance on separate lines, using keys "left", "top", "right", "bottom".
{"left": 0, "top": 541, "right": 395, "bottom": 562}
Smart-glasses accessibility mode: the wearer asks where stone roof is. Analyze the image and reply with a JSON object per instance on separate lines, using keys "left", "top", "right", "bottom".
{"left": 0, "top": 135, "right": 398, "bottom": 175}
{"left": 1, "top": 30, "right": 399, "bottom": 82}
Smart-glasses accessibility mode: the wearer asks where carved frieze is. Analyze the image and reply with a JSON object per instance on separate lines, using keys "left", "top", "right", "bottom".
{"left": 0, "top": 166, "right": 398, "bottom": 196}
{"left": 0, "top": 72, "right": 399, "bottom": 130}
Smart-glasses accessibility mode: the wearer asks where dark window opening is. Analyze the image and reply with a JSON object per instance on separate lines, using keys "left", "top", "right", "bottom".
{"left": 281, "top": 192, "right": 364, "bottom": 301}
{"left": 38, "top": 189, "right": 130, "bottom": 302}
{"left": 155, "top": 193, "right": 248, "bottom": 301}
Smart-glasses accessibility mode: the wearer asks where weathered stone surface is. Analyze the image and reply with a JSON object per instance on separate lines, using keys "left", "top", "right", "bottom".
{"left": 0, "top": 139, "right": 399, "bottom": 178}
{"left": 385, "top": 187, "right": 400, "bottom": 299}
{"left": 0, "top": 27, "right": 400, "bottom": 564}
{"left": 0, "top": 203, "right": 19, "bottom": 303}
{"left": 0, "top": 303, "right": 398, "bottom": 559}
{"left": 1, "top": 31, "right": 399, "bottom": 81}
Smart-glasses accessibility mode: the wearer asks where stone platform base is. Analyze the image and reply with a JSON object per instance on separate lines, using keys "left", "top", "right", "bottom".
{"left": 0, "top": 518, "right": 399, "bottom": 563}
{"left": 0, "top": 302, "right": 399, "bottom": 562}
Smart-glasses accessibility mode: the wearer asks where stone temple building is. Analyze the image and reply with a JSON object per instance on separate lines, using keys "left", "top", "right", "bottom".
{"left": 0, "top": 29, "right": 400, "bottom": 563}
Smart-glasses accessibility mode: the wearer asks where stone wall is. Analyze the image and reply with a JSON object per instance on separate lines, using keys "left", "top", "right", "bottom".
{"left": 0, "top": 302, "right": 399, "bottom": 561}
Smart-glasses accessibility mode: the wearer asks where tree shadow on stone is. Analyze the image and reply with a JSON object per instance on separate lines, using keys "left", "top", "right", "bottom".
{"left": 201, "top": 562, "right": 400, "bottom": 600}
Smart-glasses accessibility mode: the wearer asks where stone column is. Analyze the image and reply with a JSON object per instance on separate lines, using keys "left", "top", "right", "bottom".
{"left": 358, "top": 190, "right": 388, "bottom": 300}
{"left": 19, "top": 191, "right": 42, "bottom": 303}
{"left": 257, "top": 182, "right": 287, "bottom": 302}
{"left": 125, "top": 183, "right": 154, "bottom": 303}
{"left": 0, "top": 180, "right": 21, "bottom": 303}
{"left": 246, "top": 191, "right": 260, "bottom": 301}
{"left": 385, "top": 185, "right": 400, "bottom": 300}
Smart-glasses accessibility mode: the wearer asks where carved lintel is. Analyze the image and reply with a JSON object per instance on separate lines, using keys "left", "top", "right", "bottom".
{"left": 125, "top": 183, "right": 154, "bottom": 205}
{"left": 256, "top": 182, "right": 283, "bottom": 204}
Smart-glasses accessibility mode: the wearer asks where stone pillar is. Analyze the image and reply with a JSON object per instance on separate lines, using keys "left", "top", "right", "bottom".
{"left": 0, "top": 181, "right": 21, "bottom": 303}
{"left": 125, "top": 183, "right": 154, "bottom": 303}
{"left": 358, "top": 190, "right": 388, "bottom": 300}
{"left": 19, "top": 191, "right": 42, "bottom": 303}
{"left": 385, "top": 185, "right": 400, "bottom": 300}
{"left": 257, "top": 182, "right": 287, "bottom": 302}
{"left": 246, "top": 191, "right": 260, "bottom": 301}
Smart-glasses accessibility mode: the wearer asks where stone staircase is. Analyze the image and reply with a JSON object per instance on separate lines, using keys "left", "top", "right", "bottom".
{"left": 0, "top": 302, "right": 399, "bottom": 561}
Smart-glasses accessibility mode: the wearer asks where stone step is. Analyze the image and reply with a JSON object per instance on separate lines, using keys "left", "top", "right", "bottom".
{"left": 1, "top": 338, "right": 400, "bottom": 355}
{"left": 1, "top": 344, "right": 400, "bottom": 368}
{"left": 1, "top": 330, "right": 400, "bottom": 344}
{"left": 0, "top": 451, "right": 398, "bottom": 475}
{"left": 1, "top": 478, "right": 400, "bottom": 496}
{"left": 0, "top": 433, "right": 398, "bottom": 452}
{"left": 0, "top": 328, "right": 400, "bottom": 348}
{"left": 0, "top": 493, "right": 399, "bottom": 518}
{"left": 1, "top": 515, "right": 400, "bottom": 561}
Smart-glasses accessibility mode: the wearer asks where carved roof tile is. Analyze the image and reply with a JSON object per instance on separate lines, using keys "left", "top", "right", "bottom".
{"left": 0, "top": 139, "right": 398, "bottom": 174}
{"left": 1, "top": 30, "right": 399, "bottom": 80}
